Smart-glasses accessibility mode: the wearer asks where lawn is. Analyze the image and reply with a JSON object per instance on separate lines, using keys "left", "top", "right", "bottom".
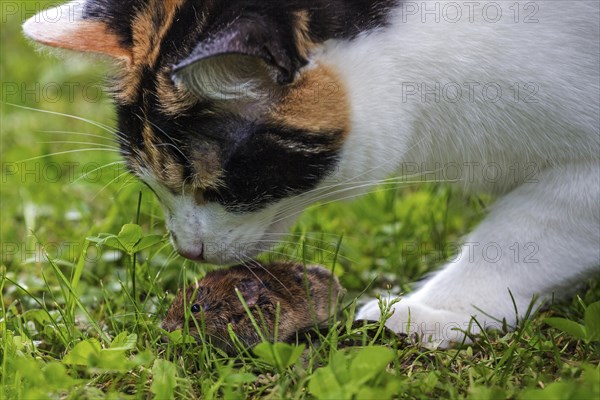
{"left": 1, "top": 2, "right": 598, "bottom": 399}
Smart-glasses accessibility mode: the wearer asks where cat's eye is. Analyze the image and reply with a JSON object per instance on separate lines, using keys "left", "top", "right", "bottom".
{"left": 191, "top": 304, "right": 201, "bottom": 313}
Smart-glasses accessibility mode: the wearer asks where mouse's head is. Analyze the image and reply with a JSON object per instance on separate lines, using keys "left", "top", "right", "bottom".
{"left": 162, "top": 267, "right": 265, "bottom": 352}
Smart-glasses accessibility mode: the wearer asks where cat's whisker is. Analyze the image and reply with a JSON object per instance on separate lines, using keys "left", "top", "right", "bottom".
{"left": 303, "top": 172, "right": 432, "bottom": 194}
{"left": 291, "top": 164, "right": 455, "bottom": 205}
{"left": 259, "top": 232, "right": 344, "bottom": 239}
{"left": 234, "top": 231, "right": 338, "bottom": 241}
{"left": 180, "top": 175, "right": 196, "bottom": 196}
{"left": 282, "top": 127, "right": 436, "bottom": 207}
{"left": 236, "top": 254, "right": 294, "bottom": 297}
{"left": 221, "top": 235, "right": 356, "bottom": 264}
{"left": 239, "top": 236, "right": 340, "bottom": 248}
{"left": 39, "top": 130, "right": 118, "bottom": 143}
{"left": 273, "top": 184, "right": 414, "bottom": 224}
{"left": 7, "top": 103, "right": 116, "bottom": 133}
{"left": 273, "top": 174, "right": 451, "bottom": 218}
{"left": 115, "top": 174, "right": 139, "bottom": 193}
{"left": 270, "top": 181, "right": 430, "bottom": 227}
{"left": 135, "top": 113, "right": 192, "bottom": 164}
{"left": 235, "top": 256, "right": 270, "bottom": 289}
{"left": 263, "top": 240, "right": 352, "bottom": 260}
{"left": 141, "top": 116, "right": 183, "bottom": 145}
{"left": 262, "top": 249, "right": 346, "bottom": 266}
{"left": 273, "top": 164, "right": 452, "bottom": 215}
{"left": 17, "top": 148, "right": 120, "bottom": 163}
{"left": 277, "top": 137, "right": 430, "bottom": 203}
{"left": 254, "top": 241, "right": 357, "bottom": 265}
{"left": 37, "top": 141, "right": 120, "bottom": 150}
{"left": 69, "top": 160, "right": 128, "bottom": 186}
{"left": 90, "top": 169, "right": 134, "bottom": 200}
{"left": 155, "top": 142, "right": 191, "bottom": 163}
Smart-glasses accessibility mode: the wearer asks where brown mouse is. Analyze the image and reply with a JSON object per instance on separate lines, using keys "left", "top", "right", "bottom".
{"left": 162, "top": 262, "right": 344, "bottom": 354}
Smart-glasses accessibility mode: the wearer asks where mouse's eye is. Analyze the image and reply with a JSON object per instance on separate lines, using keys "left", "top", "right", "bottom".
{"left": 230, "top": 315, "right": 243, "bottom": 324}
{"left": 191, "top": 304, "right": 201, "bottom": 313}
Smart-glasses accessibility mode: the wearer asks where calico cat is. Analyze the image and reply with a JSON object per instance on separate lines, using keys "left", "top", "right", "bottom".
{"left": 24, "top": 0, "right": 599, "bottom": 346}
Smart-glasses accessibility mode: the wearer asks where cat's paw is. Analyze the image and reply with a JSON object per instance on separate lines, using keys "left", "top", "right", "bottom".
{"left": 356, "top": 297, "right": 500, "bottom": 348}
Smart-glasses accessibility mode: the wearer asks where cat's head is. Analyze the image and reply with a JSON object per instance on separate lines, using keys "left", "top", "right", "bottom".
{"left": 23, "top": 0, "right": 391, "bottom": 263}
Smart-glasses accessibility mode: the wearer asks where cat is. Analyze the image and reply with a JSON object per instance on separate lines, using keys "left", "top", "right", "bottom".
{"left": 24, "top": 0, "right": 599, "bottom": 346}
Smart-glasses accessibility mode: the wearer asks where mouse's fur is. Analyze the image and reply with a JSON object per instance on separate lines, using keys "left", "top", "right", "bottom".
{"left": 162, "top": 262, "right": 343, "bottom": 353}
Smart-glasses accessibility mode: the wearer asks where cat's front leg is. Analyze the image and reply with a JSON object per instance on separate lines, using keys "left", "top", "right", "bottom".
{"left": 357, "top": 163, "right": 600, "bottom": 347}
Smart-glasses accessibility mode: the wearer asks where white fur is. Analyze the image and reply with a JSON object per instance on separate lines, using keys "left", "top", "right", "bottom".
{"left": 327, "top": 1, "right": 600, "bottom": 345}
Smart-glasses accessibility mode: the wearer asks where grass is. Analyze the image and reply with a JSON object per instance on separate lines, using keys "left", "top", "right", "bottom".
{"left": 1, "top": 2, "right": 599, "bottom": 399}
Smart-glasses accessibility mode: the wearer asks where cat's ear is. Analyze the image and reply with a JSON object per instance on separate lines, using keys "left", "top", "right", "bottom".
{"left": 22, "top": 1, "right": 131, "bottom": 63}
{"left": 172, "top": 13, "right": 310, "bottom": 100}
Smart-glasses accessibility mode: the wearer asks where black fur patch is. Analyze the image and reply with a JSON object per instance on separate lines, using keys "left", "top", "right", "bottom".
{"left": 203, "top": 121, "right": 342, "bottom": 212}
{"left": 307, "top": 0, "right": 400, "bottom": 39}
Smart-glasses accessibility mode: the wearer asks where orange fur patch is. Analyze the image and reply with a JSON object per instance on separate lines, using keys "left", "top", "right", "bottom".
{"left": 131, "top": 0, "right": 182, "bottom": 66}
{"left": 141, "top": 122, "right": 186, "bottom": 192}
{"left": 269, "top": 64, "right": 351, "bottom": 136}
{"left": 293, "top": 10, "right": 315, "bottom": 60}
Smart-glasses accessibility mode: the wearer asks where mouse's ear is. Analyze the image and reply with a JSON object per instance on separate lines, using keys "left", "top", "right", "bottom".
{"left": 235, "top": 279, "right": 261, "bottom": 308}
{"left": 22, "top": 0, "right": 132, "bottom": 63}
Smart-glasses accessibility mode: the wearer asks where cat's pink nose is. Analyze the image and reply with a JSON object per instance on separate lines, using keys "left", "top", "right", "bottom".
{"left": 177, "top": 245, "right": 205, "bottom": 262}
{"left": 171, "top": 233, "right": 205, "bottom": 261}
